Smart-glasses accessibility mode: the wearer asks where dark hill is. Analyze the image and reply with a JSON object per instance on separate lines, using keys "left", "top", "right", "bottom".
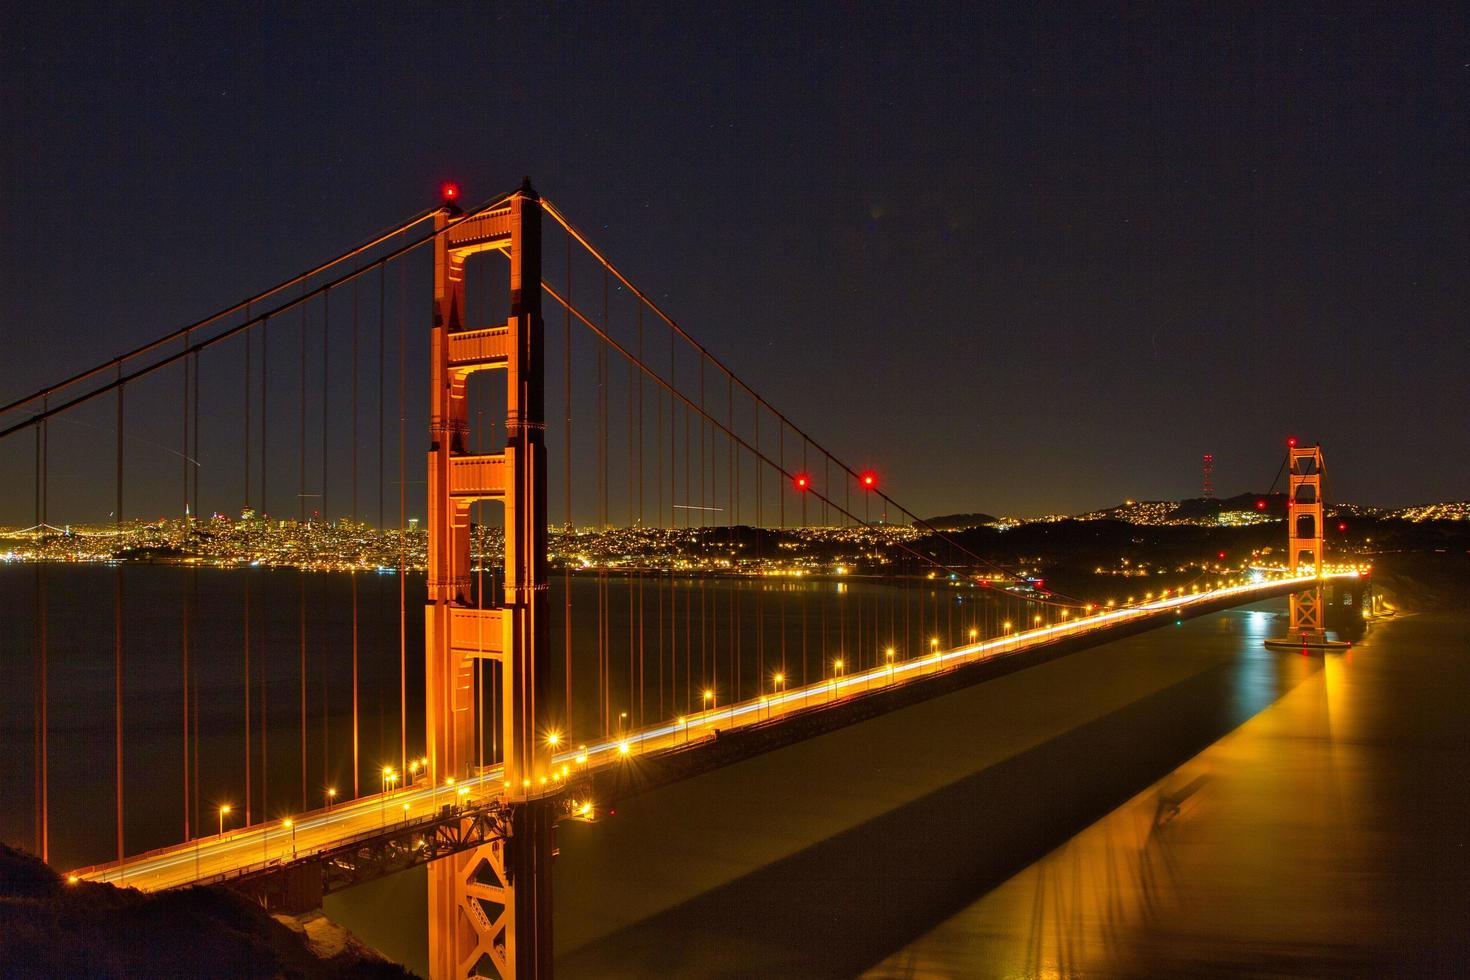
{"left": 0, "top": 845, "right": 412, "bottom": 979}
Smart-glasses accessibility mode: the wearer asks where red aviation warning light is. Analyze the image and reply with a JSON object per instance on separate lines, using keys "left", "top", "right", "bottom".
{"left": 860, "top": 471, "right": 877, "bottom": 490}
{"left": 1256, "top": 499, "right": 1268, "bottom": 511}
{"left": 1218, "top": 551, "right": 1227, "bottom": 560}
{"left": 1338, "top": 522, "right": 1348, "bottom": 533}
{"left": 1287, "top": 436, "right": 1298, "bottom": 448}
{"left": 793, "top": 473, "right": 811, "bottom": 492}
{"left": 441, "top": 182, "right": 460, "bottom": 203}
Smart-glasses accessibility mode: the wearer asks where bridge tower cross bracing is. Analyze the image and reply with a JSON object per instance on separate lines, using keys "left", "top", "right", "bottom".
{"left": 426, "top": 179, "right": 554, "bottom": 980}
{"left": 1286, "top": 444, "right": 1325, "bottom": 638}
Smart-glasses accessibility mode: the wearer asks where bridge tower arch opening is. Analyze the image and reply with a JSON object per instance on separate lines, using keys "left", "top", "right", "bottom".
{"left": 426, "top": 179, "right": 554, "bottom": 980}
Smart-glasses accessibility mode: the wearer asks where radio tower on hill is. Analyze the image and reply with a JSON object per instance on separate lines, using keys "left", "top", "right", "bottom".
{"left": 1202, "top": 453, "right": 1215, "bottom": 499}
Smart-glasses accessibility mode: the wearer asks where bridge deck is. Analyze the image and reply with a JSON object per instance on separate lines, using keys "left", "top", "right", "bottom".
{"left": 70, "top": 573, "right": 1347, "bottom": 893}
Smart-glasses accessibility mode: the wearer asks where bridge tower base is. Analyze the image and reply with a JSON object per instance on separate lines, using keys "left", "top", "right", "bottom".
{"left": 425, "top": 181, "right": 556, "bottom": 979}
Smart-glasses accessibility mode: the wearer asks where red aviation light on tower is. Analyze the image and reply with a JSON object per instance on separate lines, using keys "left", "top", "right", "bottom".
{"left": 793, "top": 473, "right": 811, "bottom": 492}
{"left": 1287, "top": 436, "right": 1298, "bottom": 448}
{"left": 441, "top": 182, "right": 460, "bottom": 203}
{"left": 860, "top": 471, "right": 877, "bottom": 490}
{"left": 1256, "top": 499, "right": 1268, "bottom": 511}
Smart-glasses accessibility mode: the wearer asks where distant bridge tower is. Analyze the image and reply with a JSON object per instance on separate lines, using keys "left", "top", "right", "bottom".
{"left": 1201, "top": 453, "right": 1215, "bottom": 499}
{"left": 1285, "top": 443, "right": 1325, "bottom": 638}
{"left": 426, "top": 180, "right": 554, "bottom": 979}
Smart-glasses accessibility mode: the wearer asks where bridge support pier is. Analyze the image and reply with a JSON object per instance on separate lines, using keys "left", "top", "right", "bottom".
{"left": 426, "top": 180, "right": 555, "bottom": 979}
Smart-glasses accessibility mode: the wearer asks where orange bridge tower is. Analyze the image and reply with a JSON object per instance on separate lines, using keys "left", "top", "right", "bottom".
{"left": 426, "top": 180, "right": 555, "bottom": 979}
{"left": 1285, "top": 443, "right": 1325, "bottom": 639}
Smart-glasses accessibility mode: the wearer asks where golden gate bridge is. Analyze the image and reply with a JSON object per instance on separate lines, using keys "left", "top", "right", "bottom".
{"left": 0, "top": 180, "right": 1349, "bottom": 979}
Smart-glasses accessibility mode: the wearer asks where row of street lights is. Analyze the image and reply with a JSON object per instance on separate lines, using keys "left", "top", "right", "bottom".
{"left": 157, "top": 581, "right": 1287, "bottom": 886}
{"left": 559, "top": 581, "right": 1290, "bottom": 787}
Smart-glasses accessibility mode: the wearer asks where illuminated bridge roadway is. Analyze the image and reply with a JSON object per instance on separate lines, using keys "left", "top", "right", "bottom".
{"left": 70, "top": 570, "right": 1353, "bottom": 897}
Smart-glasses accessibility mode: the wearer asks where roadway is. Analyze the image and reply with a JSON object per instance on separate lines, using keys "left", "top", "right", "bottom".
{"left": 70, "top": 571, "right": 1350, "bottom": 892}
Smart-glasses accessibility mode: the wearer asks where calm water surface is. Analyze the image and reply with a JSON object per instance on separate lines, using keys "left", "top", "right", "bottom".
{"left": 862, "top": 610, "right": 1469, "bottom": 978}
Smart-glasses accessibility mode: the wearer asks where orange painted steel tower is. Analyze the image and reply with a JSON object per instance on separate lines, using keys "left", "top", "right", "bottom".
{"left": 426, "top": 180, "right": 555, "bottom": 979}
{"left": 1286, "top": 443, "right": 1325, "bottom": 638}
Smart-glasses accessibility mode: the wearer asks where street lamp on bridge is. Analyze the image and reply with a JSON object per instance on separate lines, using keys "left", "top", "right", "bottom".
{"left": 381, "top": 768, "right": 398, "bottom": 827}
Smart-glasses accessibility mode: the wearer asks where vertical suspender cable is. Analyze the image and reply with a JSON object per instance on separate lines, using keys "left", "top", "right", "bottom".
{"left": 191, "top": 346, "right": 200, "bottom": 833}
{"left": 244, "top": 321, "right": 253, "bottom": 826}
{"left": 840, "top": 455, "right": 852, "bottom": 669}
{"left": 371, "top": 268, "right": 384, "bottom": 799}
{"left": 661, "top": 371, "right": 667, "bottom": 717}
{"left": 628, "top": 308, "right": 636, "bottom": 722}
{"left": 181, "top": 334, "right": 191, "bottom": 841}
{"left": 778, "top": 423, "right": 785, "bottom": 685}
{"left": 802, "top": 440, "right": 809, "bottom": 686}
{"left": 734, "top": 403, "right": 741, "bottom": 702}
{"left": 636, "top": 305, "right": 644, "bottom": 726}
{"left": 682, "top": 400, "right": 691, "bottom": 713}
{"left": 728, "top": 375, "right": 736, "bottom": 704}
{"left": 299, "top": 298, "right": 307, "bottom": 520}
{"left": 563, "top": 234, "right": 572, "bottom": 739}
{"left": 192, "top": 345, "right": 200, "bottom": 517}
{"left": 669, "top": 338, "right": 676, "bottom": 715}
{"left": 351, "top": 278, "right": 360, "bottom": 800}
{"left": 699, "top": 361, "right": 707, "bottom": 696}
{"left": 115, "top": 373, "right": 125, "bottom": 874}
{"left": 322, "top": 288, "right": 330, "bottom": 520}
{"left": 321, "top": 287, "right": 331, "bottom": 801}
{"left": 398, "top": 262, "right": 407, "bottom": 773}
{"left": 599, "top": 269, "right": 609, "bottom": 734}
{"left": 754, "top": 400, "right": 762, "bottom": 692}
{"left": 245, "top": 316, "right": 252, "bottom": 511}
{"left": 34, "top": 400, "right": 49, "bottom": 862}
{"left": 656, "top": 374, "right": 664, "bottom": 719}
{"left": 262, "top": 308, "right": 270, "bottom": 514}
{"left": 299, "top": 295, "right": 310, "bottom": 814}
{"left": 261, "top": 307, "right": 271, "bottom": 824}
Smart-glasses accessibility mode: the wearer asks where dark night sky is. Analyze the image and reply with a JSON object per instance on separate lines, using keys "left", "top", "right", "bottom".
{"left": 2, "top": 4, "right": 1466, "bottom": 518}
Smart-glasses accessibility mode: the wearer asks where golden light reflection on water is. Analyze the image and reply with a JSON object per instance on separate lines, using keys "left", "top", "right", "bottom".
{"left": 866, "top": 614, "right": 1449, "bottom": 979}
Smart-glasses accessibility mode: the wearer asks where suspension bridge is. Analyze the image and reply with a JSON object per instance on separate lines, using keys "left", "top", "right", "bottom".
{"left": 0, "top": 180, "right": 1354, "bottom": 978}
